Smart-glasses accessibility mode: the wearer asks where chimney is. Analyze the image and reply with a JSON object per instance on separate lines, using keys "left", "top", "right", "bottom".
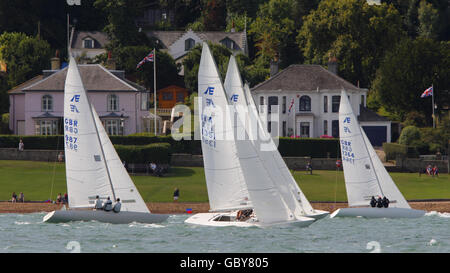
{"left": 106, "top": 51, "right": 116, "bottom": 70}
{"left": 230, "top": 20, "right": 236, "bottom": 33}
{"left": 327, "top": 54, "right": 338, "bottom": 75}
{"left": 50, "top": 50, "right": 60, "bottom": 70}
{"left": 270, "top": 60, "right": 279, "bottom": 78}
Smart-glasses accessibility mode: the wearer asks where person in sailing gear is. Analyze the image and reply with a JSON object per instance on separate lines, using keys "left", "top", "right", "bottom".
{"left": 94, "top": 195, "right": 103, "bottom": 210}
{"left": 103, "top": 197, "right": 113, "bottom": 211}
{"left": 370, "top": 196, "right": 377, "bottom": 208}
{"left": 382, "top": 196, "right": 390, "bottom": 208}
{"left": 113, "top": 198, "right": 121, "bottom": 213}
{"left": 376, "top": 196, "right": 383, "bottom": 208}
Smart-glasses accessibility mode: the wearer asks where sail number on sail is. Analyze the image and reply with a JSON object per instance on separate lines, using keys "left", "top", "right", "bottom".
{"left": 65, "top": 94, "right": 81, "bottom": 151}
{"left": 341, "top": 116, "right": 354, "bottom": 164}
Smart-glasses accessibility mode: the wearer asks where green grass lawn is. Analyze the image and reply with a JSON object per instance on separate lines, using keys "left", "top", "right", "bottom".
{"left": 0, "top": 160, "right": 448, "bottom": 202}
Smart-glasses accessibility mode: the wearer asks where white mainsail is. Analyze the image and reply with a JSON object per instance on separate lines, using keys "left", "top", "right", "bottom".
{"left": 199, "top": 43, "right": 296, "bottom": 224}
{"left": 339, "top": 90, "right": 409, "bottom": 208}
{"left": 64, "top": 56, "right": 149, "bottom": 213}
{"left": 223, "top": 56, "right": 315, "bottom": 217}
{"left": 198, "top": 44, "right": 251, "bottom": 212}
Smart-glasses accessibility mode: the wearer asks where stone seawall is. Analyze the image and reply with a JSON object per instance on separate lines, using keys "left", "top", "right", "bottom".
{"left": 0, "top": 149, "right": 448, "bottom": 172}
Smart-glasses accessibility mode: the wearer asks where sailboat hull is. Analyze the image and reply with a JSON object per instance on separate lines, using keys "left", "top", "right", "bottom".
{"left": 330, "top": 207, "right": 426, "bottom": 219}
{"left": 305, "top": 209, "right": 330, "bottom": 220}
{"left": 184, "top": 212, "right": 315, "bottom": 228}
{"left": 43, "top": 210, "right": 169, "bottom": 224}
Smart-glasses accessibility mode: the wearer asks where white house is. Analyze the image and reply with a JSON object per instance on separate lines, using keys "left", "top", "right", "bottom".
{"left": 146, "top": 29, "right": 248, "bottom": 75}
{"left": 251, "top": 64, "right": 391, "bottom": 146}
{"left": 70, "top": 30, "right": 109, "bottom": 62}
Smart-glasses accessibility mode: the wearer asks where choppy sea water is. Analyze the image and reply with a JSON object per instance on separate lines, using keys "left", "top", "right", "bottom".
{"left": 0, "top": 212, "right": 449, "bottom": 253}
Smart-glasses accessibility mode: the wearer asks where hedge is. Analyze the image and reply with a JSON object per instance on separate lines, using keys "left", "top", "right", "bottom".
{"left": 0, "top": 135, "right": 201, "bottom": 154}
{"left": 277, "top": 138, "right": 340, "bottom": 158}
{"left": 0, "top": 135, "right": 341, "bottom": 158}
{"left": 114, "top": 143, "right": 171, "bottom": 164}
{"left": 383, "top": 143, "right": 409, "bottom": 160}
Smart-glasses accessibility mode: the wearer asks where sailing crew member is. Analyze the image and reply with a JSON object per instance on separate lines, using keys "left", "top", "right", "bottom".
{"left": 94, "top": 195, "right": 103, "bottom": 210}
{"left": 103, "top": 197, "right": 113, "bottom": 211}
{"left": 113, "top": 198, "right": 121, "bottom": 213}
{"left": 370, "top": 196, "right": 377, "bottom": 208}
{"left": 376, "top": 196, "right": 383, "bottom": 208}
{"left": 382, "top": 196, "right": 390, "bottom": 208}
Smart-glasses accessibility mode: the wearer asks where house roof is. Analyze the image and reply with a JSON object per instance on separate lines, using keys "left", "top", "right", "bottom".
{"left": 251, "top": 65, "right": 361, "bottom": 92}
{"left": 19, "top": 64, "right": 146, "bottom": 92}
{"left": 146, "top": 30, "right": 247, "bottom": 52}
{"left": 8, "top": 75, "right": 44, "bottom": 94}
{"left": 70, "top": 31, "right": 110, "bottom": 49}
{"left": 358, "top": 105, "right": 390, "bottom": 122}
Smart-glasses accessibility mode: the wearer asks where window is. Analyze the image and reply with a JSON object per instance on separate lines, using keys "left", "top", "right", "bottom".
{"left": 323, "top": 120, "right": 328, "bottom": 135}
{"left": 185, "top": 38, "right": 195, "bottom": 51}
{"left": 220, "top": 38, "right": 235, "bottom": 50}
{"left": 268, "top": 96, "right": 278, "bottom": 113}
{"left": 176, "top": 92, "right": 185, "bottom": 102}
{"left": 42, "top": 95, "right": 53, "bottom": 112}
{"left": 36, "top": 120, "right": 58, "bottom": 135}
{"left": 162, "top": 92, "right": 173, "bottom": 101}
{"left": 324, "top": 96, "right": 328, "bottom": 113}
{"left": 332, "top": 95, "right": 341, "bottom": 113}
{"left": 299, "top": 96, "right": 311, "bottom": 112}
{"left": 104, "top": 119, "right": 121, "bottom": 135}
{"left": 282, "top": 121, "right": 286, "bottom": 137}
{"left": 361, "top": 95, "right": 365, "bottom": 106}
{"left": 141, "top": 92, "right": 149, "bottom": 111}
{"left": 107, "top": 94, "right": 119, "bottom": 112}
{"left": 300, "top": 122, "right": 310, "bottom": 138}
{"left": 332, "top": 120, "right": 339, "bottom": 138}
{"left": 282, "top": 96, "right": 286, "bottom": 114}
{"left": 259, "top": 96, "right": 264, "bottom": 113}
{"left": 83, "top": 39, "right": 93, "bottom": 49}
{"left": 268, "top": 121, "right": 272, "bottom": 133}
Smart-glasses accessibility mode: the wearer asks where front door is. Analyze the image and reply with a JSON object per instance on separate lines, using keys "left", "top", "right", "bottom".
{"left": 300, "top": 122, "right": 310, "bottom": 138}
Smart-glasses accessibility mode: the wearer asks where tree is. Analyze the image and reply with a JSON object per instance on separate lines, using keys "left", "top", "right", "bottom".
{"left": 94, "top": 0, "right": 148, "bottom": 48}
{"left": 111, "top": 46, "right": 182, "bottom": 91}
{"left": 249, "top": 0, "right": 301, "bottom": 68}
{"left": 371, "top": 38, "right": 450, "bottom": 123}
{"left": 297, "top": 0, "right": 405, "bottom": 88}
{"left": 418, "top": 0, "right": 439, "bottom": 39}
{"left": 0, "top": 32, "right": 52, "bottom": 88}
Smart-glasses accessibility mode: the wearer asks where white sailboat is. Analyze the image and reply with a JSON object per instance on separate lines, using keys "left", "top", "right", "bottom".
{"left": 43, "top": 56, "right": 168, "bottom": 224}
{"left": 330, "top": 90, "right": 425, "bottom": 218}
{"left": 185, "top": 43, "right": 315, "bottom": 227}
{"left": 225, "top": 55, "right": 328, "bottom": 220}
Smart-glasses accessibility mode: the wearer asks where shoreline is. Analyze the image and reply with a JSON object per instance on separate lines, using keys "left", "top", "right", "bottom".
{"left": 1, "top": 201, "right": 450, "bottom": 214}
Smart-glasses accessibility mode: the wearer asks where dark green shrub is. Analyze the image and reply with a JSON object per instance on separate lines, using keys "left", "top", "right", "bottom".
{"left": 114, "top": 143, "right": 171, "bottom": 164}
{"left": 278, "top": 138, "right": 340, "bottom": 158}
{"left": 383, "top": 142, "right": 408, "bottom": 160}
{"left": 398, "top": 126, "right": 421, "bottom": 145}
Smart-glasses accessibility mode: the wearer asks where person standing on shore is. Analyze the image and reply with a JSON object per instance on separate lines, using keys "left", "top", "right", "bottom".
{"left": 11, "top": 192, "right": 17, "bottom": 203}
{"left": 19, "top": 192, "right": 24, "bottom": 203}
{"left": 18, "top": 139, "right": 24, "bottom": 151}
{"left": 173, "top": 188, "right": 179, "bottom": 202}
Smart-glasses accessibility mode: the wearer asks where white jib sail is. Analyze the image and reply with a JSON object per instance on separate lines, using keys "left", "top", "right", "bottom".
{"left": 223, "top": 55, "right": 314, "bottom": 217}
{"left": 64, "top": 56, "right": 114, "bottom": 208}
{"left": 198, "top": 43, "right": 251, "bottom": 212}
{"left": 243, "top": 83, "right": 315, "bottom": 215}
{"left": 339, "top": 89, "right": 384, "bottom": 207}
{"left": 361, "top": 127, "right": 410, "bottom": 208}
{"left": 92, "top": 107, "right": 150, "bottom": 213}
{"left": 199, "top": 43, "right": 295, "bottom": 224}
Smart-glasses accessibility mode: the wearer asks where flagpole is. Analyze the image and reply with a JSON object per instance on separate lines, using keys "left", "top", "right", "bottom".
{"left": 432, "top": 84, "right": 435, "bottom": 128}
{"left": 153, "top": 48, "right": 157, "bottom": 135}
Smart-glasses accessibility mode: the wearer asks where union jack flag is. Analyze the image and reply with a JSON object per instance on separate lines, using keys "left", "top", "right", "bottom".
{"left": 421, "top": 86, "right": 433, "bottom": 98}
{"left": 288, "top": 98, "right": 295, "bottom": 114}
{"left": 136, "top": 50, "right": 154, "bottom": 69}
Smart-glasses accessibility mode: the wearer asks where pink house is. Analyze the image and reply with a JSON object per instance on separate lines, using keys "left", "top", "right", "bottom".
{"left": 8, "top": 62, "right": 159, "bottom": 136}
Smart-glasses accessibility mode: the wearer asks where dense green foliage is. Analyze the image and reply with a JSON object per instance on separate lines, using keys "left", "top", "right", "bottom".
{"left": 398, "top": 125, "right": 422, "bottom": 145}
{"left": 383, "top": 142, "right": 409, "bottom": 160}
{"left": 114, "top": 143, "right": 171, "bottom": 164}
